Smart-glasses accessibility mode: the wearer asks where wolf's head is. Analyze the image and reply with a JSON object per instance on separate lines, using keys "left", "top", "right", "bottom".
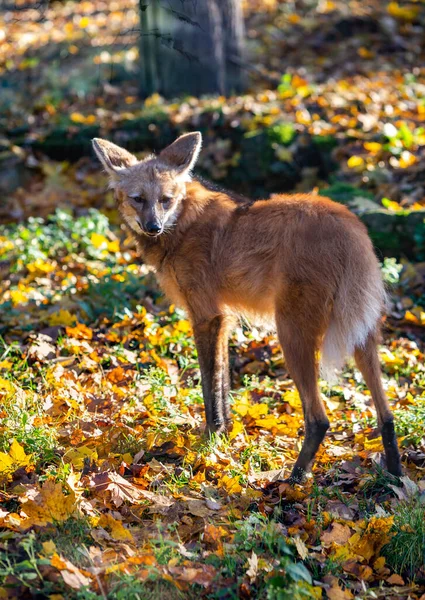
{"left": 92, "top": 132, "right": 202, "bottom": 237}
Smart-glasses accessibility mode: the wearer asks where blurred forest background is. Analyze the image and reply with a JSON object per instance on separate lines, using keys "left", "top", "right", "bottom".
{"left": 1, "top": 1, "right": 425, "bottom": 599}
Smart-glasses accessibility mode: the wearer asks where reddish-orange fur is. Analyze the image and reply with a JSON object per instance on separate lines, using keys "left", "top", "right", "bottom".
{"left": 92, "top": 133, "right": 402, "bottom": 482}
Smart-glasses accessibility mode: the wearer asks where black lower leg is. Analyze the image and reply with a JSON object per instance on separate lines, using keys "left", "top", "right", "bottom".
{"left": 288, "top": 418, "right": 330, "bottom": 483}
{"left": 381, "top": 419, "right": 402, "bottom": 477}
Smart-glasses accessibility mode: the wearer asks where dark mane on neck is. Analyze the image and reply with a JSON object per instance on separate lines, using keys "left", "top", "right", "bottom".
{"left": 193, "top": 175, "right": 253, "bottom": 209}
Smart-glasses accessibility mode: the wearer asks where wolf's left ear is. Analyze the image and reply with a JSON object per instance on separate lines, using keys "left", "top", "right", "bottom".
{"left": 159, "top": 132, "right": 202, "bottom": 177}
{"left": 92, "top": 138, "right": 138, "bottom": 175}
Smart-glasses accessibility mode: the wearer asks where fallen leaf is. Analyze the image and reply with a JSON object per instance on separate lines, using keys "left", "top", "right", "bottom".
{"left": 321, "top": 523, "right": 352, "bottom": 546}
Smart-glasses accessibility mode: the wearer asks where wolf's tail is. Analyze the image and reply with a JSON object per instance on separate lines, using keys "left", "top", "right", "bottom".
{"left": 321, "top": 251, "right": 386, "bottom": 381}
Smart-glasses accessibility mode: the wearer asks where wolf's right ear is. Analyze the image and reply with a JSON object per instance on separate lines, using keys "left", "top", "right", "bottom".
{"left": 92, "top": 138, "right": 138, "bottom": 176}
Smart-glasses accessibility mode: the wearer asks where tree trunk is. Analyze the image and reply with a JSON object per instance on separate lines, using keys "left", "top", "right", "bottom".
{"left": 139, "top": 0, "right": 245, "bottom": 98}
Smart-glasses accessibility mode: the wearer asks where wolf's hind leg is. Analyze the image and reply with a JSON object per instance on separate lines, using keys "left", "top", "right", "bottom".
{"left": 276, "top": 290, "right": 330, "bottom": 482}
{"left": 354, "top": 334, "right": 402, "bottom": 477}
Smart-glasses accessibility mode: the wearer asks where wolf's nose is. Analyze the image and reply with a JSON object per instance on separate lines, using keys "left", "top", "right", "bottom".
{"left": 146, "top": 222, "right": 161, "bottom": 234}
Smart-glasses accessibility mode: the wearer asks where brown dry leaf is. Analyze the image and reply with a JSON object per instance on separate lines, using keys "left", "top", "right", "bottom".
{"left": 342, "top": 560, "right": 373, "bottom": 581}
{"left": 139, "top": 489, "right": 174, "bottom": 514}
{"left": 168, "top": 563, "right": 216, "bottom": 588}
{"left": 321, "top": 522, "right": 352, "bottom": 546}
{"left": 327, "top": 582, "right": 354, "bottom": 600}
{"left": 386, "top": 573, "right": 405, "bottom": 585}
{"left": 203, "top": 523, "right": 227, "bottom": 547}
{"left": 90, "top": 471, "right": 143, "bottom": 507}
{"left": 185, "top": 499, "right": 213, "bottom": 518}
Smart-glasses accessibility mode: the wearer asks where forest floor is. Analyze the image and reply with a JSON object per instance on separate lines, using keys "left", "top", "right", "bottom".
{"left": 0, "top": 1, "right": 425, "bottom": 599}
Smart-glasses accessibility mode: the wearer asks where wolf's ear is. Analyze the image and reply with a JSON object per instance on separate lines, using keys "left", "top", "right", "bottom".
{"left": 92, "top": 138, "right": 138, "bottom": 175}
{"left": 159, "top": 132, "right": 202, "bottom": 177}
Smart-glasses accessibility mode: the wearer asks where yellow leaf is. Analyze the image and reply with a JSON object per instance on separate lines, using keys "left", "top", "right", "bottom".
{"left": 0, "top": 453, "right": 13, "bottom": 480}
{"left": 9, "top": 440, "right": 31, "bottom": 468}
{"left": 122, "top": 452, "right": 133, "bottom": 465}
{"left": 21, "top": 481, "right": 78, "bottom": 527}
{"left": 98, "top": 513, "right": 133, "bottom": 541}
{"left": 41, "top": 540, "right": 57, "bottom": 557}
{"left": 363, "top": 437, "right": 384, "bottom": 452}
{"left": 380, "top": 348, "right": 404, "bottom": 367}
{"left": 90, "top": 233, "right": 108, "bottom": 249}
{"left": 64, "top": 446, "right": 98, "bottom": 470}
{"left": 373, "top": 556, "right": 386, "bottom": 570}
{"left": 70, "top": 112, "right": 86, "bottom": 124}
{"left": 233, "top": 392, "right": 250, "bottom": 417}
{"left": 255, "top": 415, "right": 279, "bottom": 430}
{"left": 358, "top": 47, "right": 373, "bottom": 59}
{"left": 284, "top": 389, "right": 302, "bottom": 410}
{"left": 248, "top": 403, "right": 268, "bottom": 419}
{"left": 229, "top": 421, "right": 244, "bottom": 440}
{"left": 287, "top": 14, "right": 301, "bottom": 24}
{"left": 26, "top": 259, "right": 55, "bottom": 275}
{"left": 48, "top": 310, "right": 76, "bottom": 327}
{"left": 220, "top": 475, "right": 243, "bottom": 495}
{"left": 107, "top": 240, "right": 120, "bottom": 253}
{"left": 10, "top": 289, "right": 29, "bottom": 306}
{"left": 364, "top": 142, "right": 382, "bottom": 153}
{"left": 404, "top": 310, "right": 420, "bottom": 324}
{"left": 174, "top": 320, "right": 192, "bottom": 334}
{"left": 0, "top": 378, "right": 14, "bottom": 393}
{"left": 79, "top": 16, "right": 89, "bottom": 28}
{"left": 51, "top": 553, "right": 68, "bottom": 570}
{"left": 51, "top": 553, "right": 92, "bottom": 589}
{"left": 347, "top": 156, "right": 364, "bottom": 169}
{"left": 387, "top": 2, "right": 419, "bottom": 21}
{"left": 399, "top": 151, "right": 416, "bottom": 169}
{"left": 0, "top": 440, "right": 31, "bottom": 483}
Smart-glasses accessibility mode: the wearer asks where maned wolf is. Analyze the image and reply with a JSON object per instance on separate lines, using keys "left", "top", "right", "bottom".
{"left": 92, "top": 132, "right": 402, "bottom": 483}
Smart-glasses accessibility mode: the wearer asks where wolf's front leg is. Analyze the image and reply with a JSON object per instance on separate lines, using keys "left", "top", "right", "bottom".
{"left": 192, "top": 315, "right": 229, "bottom": 434}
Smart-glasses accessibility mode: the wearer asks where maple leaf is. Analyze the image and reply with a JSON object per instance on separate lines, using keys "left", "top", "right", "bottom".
{"left": 90, "top": 471, "right": 144, "bottom": 507}
{"left": 20, "top": 481, "right": 79, "bottom": 527}
{"left": 0, "top": 440, "right": 32, "bottom": 483}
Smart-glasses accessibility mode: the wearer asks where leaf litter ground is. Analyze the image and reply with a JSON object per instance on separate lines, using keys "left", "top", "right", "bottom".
{"left": 0, "top": 182, "right": 424, "bottom": 599}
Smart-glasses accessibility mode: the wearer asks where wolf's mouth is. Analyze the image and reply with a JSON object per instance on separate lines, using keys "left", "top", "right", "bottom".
{"left": 136, "top": 220, "right": 163, "bottom": 237}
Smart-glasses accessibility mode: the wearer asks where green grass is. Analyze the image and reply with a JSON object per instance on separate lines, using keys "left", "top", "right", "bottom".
{"left": 383, "top": 497, "right": 425, "bottom": 580}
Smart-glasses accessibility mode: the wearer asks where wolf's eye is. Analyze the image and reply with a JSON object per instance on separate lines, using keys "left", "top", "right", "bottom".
{"left": 160, "top": 196, "right": 172, "bottom": 206}
{"left": 130, "top": 195, "right": 144, "bottom": 204}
